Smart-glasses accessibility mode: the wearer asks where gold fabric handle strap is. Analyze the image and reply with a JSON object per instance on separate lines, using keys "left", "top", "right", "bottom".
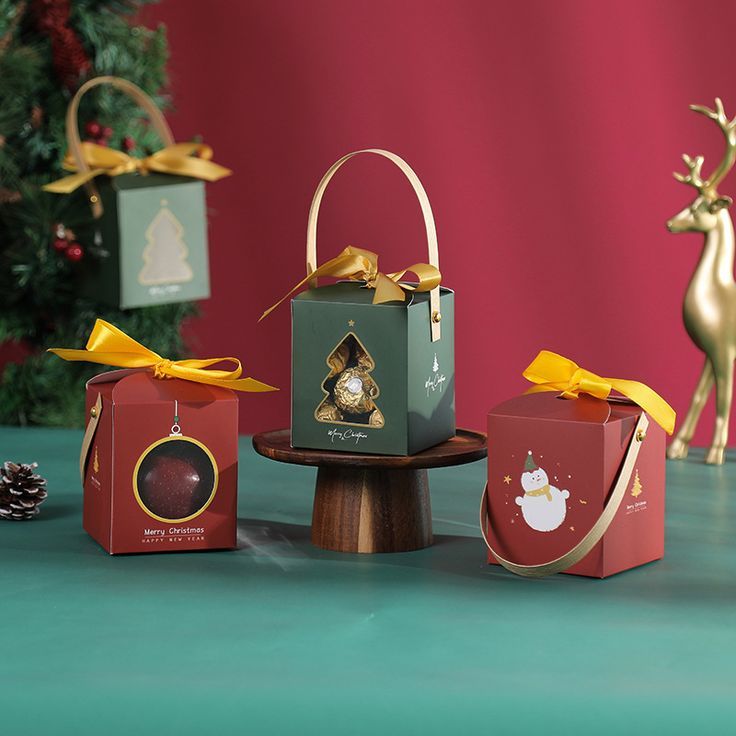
{"left": 305, "top": 149, "right": 442, "bottom": 342}
{"left": 66, "top": 76, "right": 175, "bottom": 218}
{"left": 79, "top": 393, "right": 103, "bottom": 485}
{"left": 479, "top": 413, "right": 649, "bottom": 578}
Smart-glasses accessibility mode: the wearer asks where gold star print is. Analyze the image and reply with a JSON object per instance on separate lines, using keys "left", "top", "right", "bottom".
{"left": 503, "top": 475, "right": 512, "bottom": 484}
{"left": 348, "top": 320, "right": 355, "bottom": 327}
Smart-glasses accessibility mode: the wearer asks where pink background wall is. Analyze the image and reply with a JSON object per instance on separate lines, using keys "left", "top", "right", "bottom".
{"left": 141, "top": 0, "right": 736, "bottom": 444}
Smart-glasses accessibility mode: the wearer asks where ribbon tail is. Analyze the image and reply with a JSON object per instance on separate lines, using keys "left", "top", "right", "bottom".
{"left": 372, "top": 272, "right": 408, "bottom": 304}
{"left": 43, "top": 168, "right": 107, "bottom": 194}
{"left": 260, "top": 252, "right": 371, "bottom": 321}
{"left": 608, "top": 378, "right": 676, "bottom": 435}
{"left": 207, "top": 376, "right": 279, "bottom": 392}
{"left": 147, "top": 155, "right": 232, "bottom": 182}
{"left": 46, "top": 348, "right": 157, "bottom": 369}
{"left": 163, "top": 365, "right": 278, "bottom": 392}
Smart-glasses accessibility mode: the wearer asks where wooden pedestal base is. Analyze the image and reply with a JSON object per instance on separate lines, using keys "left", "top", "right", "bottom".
{"left": 252, "top": 429, "right": 487, "bottom": 554}
{"left": 312, "top": 467, "right": 432, "bottom": 553}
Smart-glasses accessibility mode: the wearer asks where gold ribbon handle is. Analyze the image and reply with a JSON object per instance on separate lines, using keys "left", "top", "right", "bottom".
{"left": 479, "top": 413, "right": 649, "bottom": 578}
{"left": 79, "top": 393, "right": 103, "bottom": 485}
{"left": 66, "top": 76, "right": 175, "bottom": 218}
{"left": 306, "top": 149, "right": 442, "bottom": 342}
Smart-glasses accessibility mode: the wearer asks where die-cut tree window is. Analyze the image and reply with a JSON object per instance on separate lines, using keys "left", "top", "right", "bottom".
{"left": 315, "top": 332, "right": 384, "bottom": 428}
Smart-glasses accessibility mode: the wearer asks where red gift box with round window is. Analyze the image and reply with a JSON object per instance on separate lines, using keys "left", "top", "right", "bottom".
{"left": 81, "top": 369, "right": 238, "bottom": 554}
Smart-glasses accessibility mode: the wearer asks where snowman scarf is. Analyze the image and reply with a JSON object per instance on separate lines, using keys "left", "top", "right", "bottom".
{"left": 523, "top": 484, "right": 553, "bottom": 502}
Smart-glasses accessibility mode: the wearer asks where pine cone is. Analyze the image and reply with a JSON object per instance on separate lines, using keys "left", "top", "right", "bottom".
{"left": 0, "top": 462, "right": 48, "bottom": 521}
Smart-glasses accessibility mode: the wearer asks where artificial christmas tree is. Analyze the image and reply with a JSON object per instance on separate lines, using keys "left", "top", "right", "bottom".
{"left": 0, "top": 1, "right": 201, "bottom": 427}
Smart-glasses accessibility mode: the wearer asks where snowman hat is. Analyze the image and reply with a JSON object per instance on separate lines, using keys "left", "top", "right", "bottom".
{"left": 524, "top": 450, "right": 539, "bottom": 472}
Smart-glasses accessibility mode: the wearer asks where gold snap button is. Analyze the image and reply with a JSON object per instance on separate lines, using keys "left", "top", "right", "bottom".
{"left": 90, "top": 407, "right": 98, "bottom": 418}
{"left": 636, "top": 429, "right": 646, "bottom": 442}
{"left": 432, "top": 311, "right": 442, "bottom": 323}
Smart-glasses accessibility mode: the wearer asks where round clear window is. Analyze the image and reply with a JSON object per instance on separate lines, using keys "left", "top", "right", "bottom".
{"left": 133, "top": 436, "right": 218, "bottom": 523}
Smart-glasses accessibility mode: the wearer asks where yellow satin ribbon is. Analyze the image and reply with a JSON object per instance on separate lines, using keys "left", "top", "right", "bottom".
{"left": 523, "top": 350, "right": 675, "bottom": 435}
{"left": 48, "top": 319, "right": 277, "bottom": 393}
{"left": 42, "top": 141, "right": 232, "bottom": 194}
{"left": 260, "top": 246, "right": 441, "bottom": 321}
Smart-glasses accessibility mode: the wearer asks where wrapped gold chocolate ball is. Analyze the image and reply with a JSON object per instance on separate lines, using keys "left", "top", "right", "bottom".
{"left": 327, "top": 343, "right": 351, "bottom": 377}
{"left": 333, "top": 367, "right": 378, "bottom": 414}
{"left": 316, "top": 400, "right": 344, "bottom": 422}
{"left": 354, "top": 343, "right": 375, "bottom": 371}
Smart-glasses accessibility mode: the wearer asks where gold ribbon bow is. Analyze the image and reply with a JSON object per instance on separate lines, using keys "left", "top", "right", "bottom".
{"left": 42, "top": 141, "right": 232, "bottom": 194}
{"left": 48, "top": 319, "right": 277, "bottom": 393}
{"left": 523, "top": 350, "right": 675, "bottom": 435}
{"left": 259, "top": 246, "right": 442, "bottom": 321}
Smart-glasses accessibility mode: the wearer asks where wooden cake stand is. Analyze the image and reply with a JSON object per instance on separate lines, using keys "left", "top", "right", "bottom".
{"left": 252, "top": 429, "right": 487, "bottom": 554}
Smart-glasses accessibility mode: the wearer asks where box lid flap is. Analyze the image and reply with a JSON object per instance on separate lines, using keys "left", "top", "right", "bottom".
{"left": 107, "top": 172, "right": 201, "bottom": 192}
{"left": 87, "top": 368, "right": 140, "bottom": 387}
{"left": 110, "top": 370, "right": 236, "bottom": 404}
{"left": 490, "top": 392, "right": 642, "bottom": 425}
{"left": 293, "top": 281, "right": 452, "bottom": 306}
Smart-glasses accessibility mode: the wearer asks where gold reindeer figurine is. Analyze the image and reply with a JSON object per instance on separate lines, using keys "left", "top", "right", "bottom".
{"left": 667, "top": 98, "right": 736, "bottom": 465}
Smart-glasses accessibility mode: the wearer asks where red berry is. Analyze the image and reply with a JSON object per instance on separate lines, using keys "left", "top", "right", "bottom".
{"left": 65, "top": 243, "right": 84, "bottom": 262}
{"left": 122, "top": 135, "right": 136, "bottom": 152}
{"left": 102, "top": 126, "right": 113, "bottom": 139}
{"left": 85, "top": 121, "right": 101, "bottom": 138}
{"left": 52, "top": 238, "right": 68, "bottom": 253}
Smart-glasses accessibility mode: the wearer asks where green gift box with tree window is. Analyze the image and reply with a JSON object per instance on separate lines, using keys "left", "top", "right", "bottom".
{"left": 43, "top": 76, "right": 231, "bottom": 309}
{"left": 262, "top": 149, "right": 456, "bottom": 456}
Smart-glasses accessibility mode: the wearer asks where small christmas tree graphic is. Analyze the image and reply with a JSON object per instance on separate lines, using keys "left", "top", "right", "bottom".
{"left": 315, "top": 333, "right": 384, "bottom": 427}
{"left": 93, "top": 447, "right": 100, "bottom": 474}
{"left": 138, "top": 201, "right": 194, "bottom": 286}
{"left": 432, "top": 353, "right": 439, "bottom": 373}
{"left": 630, "top": 469, "right": 643, "bottom": 497}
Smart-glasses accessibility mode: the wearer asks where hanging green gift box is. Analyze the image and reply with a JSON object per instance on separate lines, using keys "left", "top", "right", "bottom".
{"left": 44, "top": 76, "right": 231, "bottom": 309}
{"left": 262, "top": 149, "right": 455, "bottom": 456}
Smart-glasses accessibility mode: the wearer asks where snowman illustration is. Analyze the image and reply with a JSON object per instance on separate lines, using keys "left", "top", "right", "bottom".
{"left": 515, "top": 450, "right": 570, "bottom": 532}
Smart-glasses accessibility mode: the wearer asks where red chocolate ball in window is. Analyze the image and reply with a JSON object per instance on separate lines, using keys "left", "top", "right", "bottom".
{"left": 139, "top": 455, "right": 202, "bottom": 520}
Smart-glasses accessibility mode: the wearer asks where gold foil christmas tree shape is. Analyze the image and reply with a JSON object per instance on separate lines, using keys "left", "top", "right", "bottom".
{"left": 630, "top": 469, "right": 643, "bottom": 498}
{"left": 138, "top": 201, "right": 193, "bottom": 286}
{"left": 315, "top": 333, "right": 383, "bottom": 428}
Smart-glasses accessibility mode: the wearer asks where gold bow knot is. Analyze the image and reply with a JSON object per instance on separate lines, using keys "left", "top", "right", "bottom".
{"left": 260, "top": 246, "right": 441, "bottom": 321}
{"left": 523, "top": 350, "right": 675, "bottom": 435}
{"left": 48, "top": 319, "right": 277, "bottom": 393}
{"left": 152, "top": 359, "right": 174, "bottom": 380}
{"left": 42, "top": 141, "right": 232, "bottom": 195}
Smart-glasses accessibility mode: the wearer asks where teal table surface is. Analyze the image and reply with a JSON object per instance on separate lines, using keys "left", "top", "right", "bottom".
{"left": 0, "top": 427, "right": 734, "bottom": 736}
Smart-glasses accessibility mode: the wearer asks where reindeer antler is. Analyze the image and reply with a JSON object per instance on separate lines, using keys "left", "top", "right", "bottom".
{"left": 673, "top": 153, "right": 706, "bottom": 192}
{"left": 682, "top": 98, "right": 736, "bottom": 195}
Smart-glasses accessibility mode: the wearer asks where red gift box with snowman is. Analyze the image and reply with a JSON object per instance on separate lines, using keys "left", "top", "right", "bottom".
{"left": 481, "top": 351, "right": 675, "bottom": 578}
{"left": 49, "top": 320, "right": 276, "bottom": 554}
